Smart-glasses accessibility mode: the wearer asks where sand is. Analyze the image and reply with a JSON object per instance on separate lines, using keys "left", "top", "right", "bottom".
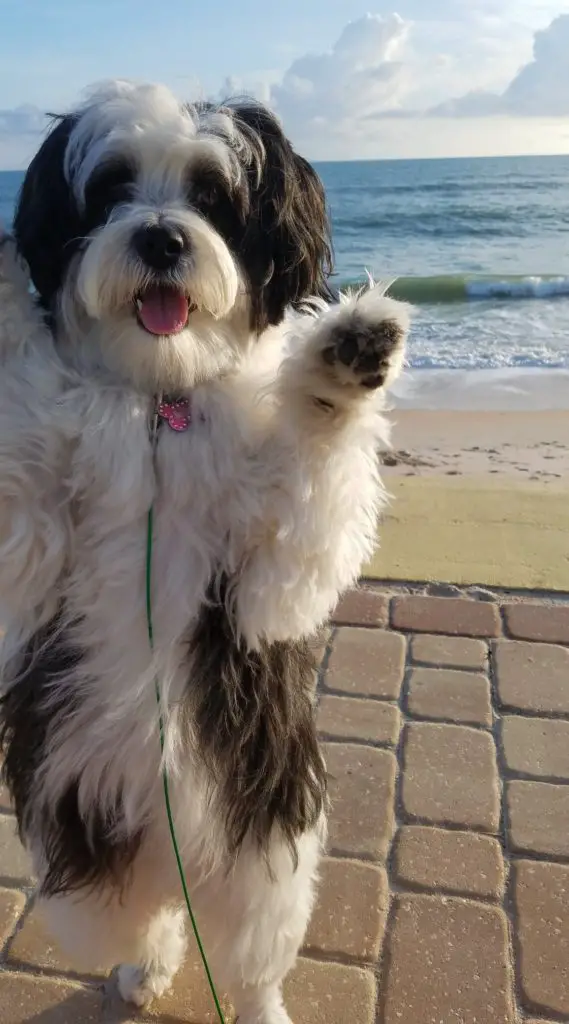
{"left": 363, "top": 389, "right": 569, "bottom": 590}
{"left": 383, "top": 410, "right": 569, "bottom": 485}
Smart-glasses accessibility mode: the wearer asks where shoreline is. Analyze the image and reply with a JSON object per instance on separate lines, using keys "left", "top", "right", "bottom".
{"left": 388, "top": 367, "right": 569, "bottom": 412}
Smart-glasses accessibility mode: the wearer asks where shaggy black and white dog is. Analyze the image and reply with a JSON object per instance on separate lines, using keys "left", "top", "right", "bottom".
{"left": 0, "top": 80, "right": 408, "bottom": 1022}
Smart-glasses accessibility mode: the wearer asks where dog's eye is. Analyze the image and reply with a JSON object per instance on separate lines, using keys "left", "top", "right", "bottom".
{"left": 197, "top": 185, "right": 219, "bottom": 206}
{"left": 191, "top": 173, "right": 225, "bottom": 209}
{"left": 85, "top": 162, "right": 135, "bottom": 214}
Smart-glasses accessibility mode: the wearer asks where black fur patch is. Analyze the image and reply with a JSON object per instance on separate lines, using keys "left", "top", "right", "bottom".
{"left": 188, "top": 101, "right": 334, "bottom": 331}
{"left": 13, "top": 115, "right": 82, "bottom": 312}
{"left": 219, "top": 101, "right": 334, "bottom": 332}
{"left": 187, "top": 578, "right": 327, "bottom": 864}
{"left": 0, "top": 616, "right": 143, "bottom": 897}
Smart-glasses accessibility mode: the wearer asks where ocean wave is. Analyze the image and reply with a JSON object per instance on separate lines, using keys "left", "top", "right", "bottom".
{"left": 337, "top": 274, "right": 569, "bottom": 304}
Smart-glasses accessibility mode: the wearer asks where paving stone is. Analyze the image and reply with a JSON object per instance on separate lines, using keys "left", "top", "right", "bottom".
{"left": 410, "top": 633, "right": 488, "bottom": 670}
{"left": 0, "top": 973, "right": 102, "bottom": 1023}
{"left": 323, "top": 742, "right": 396, "bottom": 859}
{"left": 145, "top": 956, "right": 377, "bottom": 1024}
{"left": 0, "top": 887, "right": 26, "bottom": 947}
{"left": 331, "top": 587, "right": 388, "bottom": 627}
{"left": 0, "top": 814, "right": 34, "bottom": 886}
{"left": 507, "top": 780, "right": 569, "bottom": 857}
{"left": 382, "top": 894, "right": 514, "bottom": 1023}
{"left": 7, "top": 903, "right": 106, "bottom": 977}
{"left": 325, "top": 627, "right": 405, "bottom": 700}
{"left": 285, "top": 958, "right": 377, "bottom": 1024}
{"left": 504, "top": 602, "right": 569, "bottom": 645}
{"left": 494, "top": 640, "right": 569, "bottom": 714}
{"left": 317, "top": 695, "right": 400, "bottom": 745}
{"left": 402, "top": 723, "right": 500, "bottom": 832}
{"left": 514, "top": 860, "right": 569, "bottom": 1017}
{"left": 391, "top": 595, "right": 501, "bottom": 637}
{"left": 393, "top": 825, "right": 505, "bottom": 900}
{"left": 140, "top": 950, "right": 234, "bottom": 1022}
{"left": 502, "top": 716, "right": 569, "bottom": 779}
{"left": 406, "top": 667, "right": 492, "bottom": 726}
{"left": 305, "top": 857, "right": 388, "bottom": 961}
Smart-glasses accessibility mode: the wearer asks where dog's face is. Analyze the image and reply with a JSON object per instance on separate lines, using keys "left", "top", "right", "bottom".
{"left": 14, "top": 81, "right": 332, "bottom": 389}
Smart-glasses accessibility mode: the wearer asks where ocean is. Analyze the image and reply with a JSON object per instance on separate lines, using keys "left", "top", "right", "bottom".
{"left": 2, "top": 154, "right": 569, "bottom": 371}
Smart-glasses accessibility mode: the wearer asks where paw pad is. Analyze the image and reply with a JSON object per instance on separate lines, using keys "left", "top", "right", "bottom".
{"left": 323, "top": 313, "right": 404, "bottom": 390}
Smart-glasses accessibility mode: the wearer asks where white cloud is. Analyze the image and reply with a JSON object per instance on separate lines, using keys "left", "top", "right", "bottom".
{"left": 504, "top": 13, "right": 569, "bottom": 113}
{"left": 271, "top": 13, "right": 411, "bottom": 127}
{"left": 2, "top": 8, "right": 569, "bottom": 165}
{"left": 0, "top": 104, "right": 44, "bottom": 138}
{"left": 266, "top": 10, "right": 569, "bottom": 155}
{"left": 431, "top": 14, "right": 569, "bottom": 116}
{"left": 0, "top": 105, "right": 45, "bottom": 168}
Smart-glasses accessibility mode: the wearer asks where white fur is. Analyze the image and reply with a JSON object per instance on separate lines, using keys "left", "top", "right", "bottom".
{"left": 65, "top": 80, "right": 259, "bottom": 206}
{"left": 0, "top": 86, "right": 408, "bottom": 1023}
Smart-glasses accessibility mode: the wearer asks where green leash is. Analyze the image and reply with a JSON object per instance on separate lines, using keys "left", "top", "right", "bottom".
{"left": 145, "top": 502, "right": 226, "bottom": 1023}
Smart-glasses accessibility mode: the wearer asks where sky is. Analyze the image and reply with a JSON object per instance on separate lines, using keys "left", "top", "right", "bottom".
{"left": 1, "top": 1, "right": 569, "bottom": 167}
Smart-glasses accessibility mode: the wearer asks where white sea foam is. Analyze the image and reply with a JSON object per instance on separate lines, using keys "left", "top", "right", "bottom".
{"left": 465, "top": 276, "right": 569, "bottom": 300}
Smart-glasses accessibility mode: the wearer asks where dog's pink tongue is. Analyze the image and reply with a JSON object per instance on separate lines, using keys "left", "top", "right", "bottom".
{"left": 138, "top": 287, "right": 189, "bottom": 335}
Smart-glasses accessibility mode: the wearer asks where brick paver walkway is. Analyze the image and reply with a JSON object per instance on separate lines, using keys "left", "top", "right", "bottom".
{"left": 1, "top": 585, "right": 569, "bottom": 1022}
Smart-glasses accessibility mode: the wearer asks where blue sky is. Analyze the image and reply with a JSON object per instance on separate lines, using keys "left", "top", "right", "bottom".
{"left": 1, "top": 1, "right": 569, "bottom": 166}
{"left": 0, "top": 0, "right": 370, "bottom": 107}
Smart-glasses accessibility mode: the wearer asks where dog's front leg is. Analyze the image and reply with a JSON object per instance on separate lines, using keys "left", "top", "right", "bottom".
{"left": 234, "top": 288, "right": 410, "bottom": 647}
{"left": 0, "top": 236, "right": 70, "bottom": 632}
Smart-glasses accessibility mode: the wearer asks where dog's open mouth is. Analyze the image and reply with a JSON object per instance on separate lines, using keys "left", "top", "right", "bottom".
{"left": 134, "top": 286, "right": 196, "bottom": 336}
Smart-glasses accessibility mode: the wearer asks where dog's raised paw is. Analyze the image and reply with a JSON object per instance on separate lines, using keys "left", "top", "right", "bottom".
{"left": 321, "top": 303, "right": 407, "bottom": 391}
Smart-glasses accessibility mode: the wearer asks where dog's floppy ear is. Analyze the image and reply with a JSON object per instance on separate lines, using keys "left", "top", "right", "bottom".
{"left": 14, "top": 115, "right": 80, "bottom": 308}
{"left": 233, "top": 102, "right": 333, "bottom": 331}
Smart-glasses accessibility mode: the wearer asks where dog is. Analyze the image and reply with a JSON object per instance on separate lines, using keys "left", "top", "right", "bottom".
{"left": 0, "top": 80, "right": 408, "bottom": 1023}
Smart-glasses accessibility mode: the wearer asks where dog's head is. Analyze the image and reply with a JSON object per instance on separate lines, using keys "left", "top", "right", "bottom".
{"left": 14, "top": 80, "right": 332, "bottom": 389}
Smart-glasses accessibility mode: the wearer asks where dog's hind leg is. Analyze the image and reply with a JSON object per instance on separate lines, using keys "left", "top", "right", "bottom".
{"left": 116, "top": 905, "right": 187, "bottom": 1008}
{"left": 41, "top": 890, "right": 186, "bottom": 1008}
{"left": 191, "top": 826, "right": 323, "bottom": 1024}
{"left": 36, "top": 842, "right": 186, "bottom": 1009}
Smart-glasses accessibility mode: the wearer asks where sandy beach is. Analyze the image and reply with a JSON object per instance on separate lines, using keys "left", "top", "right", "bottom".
{"left": 385, "top": 366, "right": 569, "bottom": 486}
{"left": 363, "top": 370, "right": 569, "bottom": 591}
{"left": 383, "top": 409, "right": 569, "bottom": 484}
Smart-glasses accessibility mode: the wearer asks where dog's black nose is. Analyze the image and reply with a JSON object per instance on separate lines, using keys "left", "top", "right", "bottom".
{"left": 133, "top": 225, "right": 186, "bottom": 271}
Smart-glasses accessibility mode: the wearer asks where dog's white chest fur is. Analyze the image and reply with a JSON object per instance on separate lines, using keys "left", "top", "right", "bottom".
{"left": 45, "top": 385, "right": 247, "bottom": 848}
